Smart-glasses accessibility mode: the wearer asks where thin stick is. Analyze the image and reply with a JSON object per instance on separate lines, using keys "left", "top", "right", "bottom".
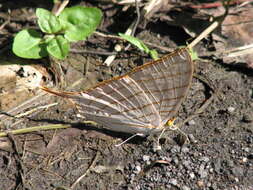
{"left": 70, "top": 49, "right": 118, "bottom": 56}
{"left": 54, "top": 0, "right": 69, "bottom": 16}
{"left": 131, "top": 0, "right": 140, "bottom": 36}
{"left": 104, "top": 23, "right": 134, "bottom": 66}
{"left": 104, "top": 0, "right": 143, "bottom": 66}
{"left": 0, "top": 124, "right": 71, "bottom": 137}
{"left": 188, "top": 21, "right": 219, "bottom": 49}
{"left": 124, "top": 0, "right": 141, "bottom": 50}
{"left": 224, "top": 43, "right": 253, "bottom": 57}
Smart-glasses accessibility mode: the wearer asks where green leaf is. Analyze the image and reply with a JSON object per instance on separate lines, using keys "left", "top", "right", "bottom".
{"left": 119, "top": 33, "right": 150, "bottom": 54}
{"left": 46, "top": 35, "right": 69, "bottom": 59}
{"left": 150, "top": 50, "right": 158, "bottom": 60}
{"left": 59, "top": 6, "right": 102, "bottom": 42}
{"left": 36, "top": 8, "right": 62, "bottom": 33}
{"left": 188, "top": 47, "right": 198, "bottom": 61}
{"left": 119, "top": 33, "right": 150, "bottom": 53}
{"left": 119, "top": 33, "right": 159, "bottom": 60}
{"left": 12, "top": 29, "right": 48, "bottom": 59}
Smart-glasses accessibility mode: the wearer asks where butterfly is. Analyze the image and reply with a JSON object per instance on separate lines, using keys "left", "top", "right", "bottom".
{"left": 41, "top": 48, "right": 193, "bottom": 136}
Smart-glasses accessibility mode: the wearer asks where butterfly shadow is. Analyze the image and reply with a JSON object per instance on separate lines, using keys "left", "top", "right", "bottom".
{"left": 27, "top": 117, "right": 148, "bottom": 145}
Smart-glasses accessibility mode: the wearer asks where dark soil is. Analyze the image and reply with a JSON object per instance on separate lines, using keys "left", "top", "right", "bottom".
{"left": 0, "top": 1, "right": 252, "bottom": 190}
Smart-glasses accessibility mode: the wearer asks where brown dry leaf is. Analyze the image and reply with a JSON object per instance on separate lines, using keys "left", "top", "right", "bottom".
{"left": 221, "top": 5, "right": 253, "bottom": 68}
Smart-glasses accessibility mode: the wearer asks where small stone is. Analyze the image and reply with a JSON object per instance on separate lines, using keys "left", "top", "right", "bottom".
{"left": 200, "top": 156, "right": 210, "bottom": 162}
{"left": 182, "top": 160, "right": 191, "bottom": 169}
{"left": 242, "top": 157, "right": 248, "bottom": 163}
{"left": 227, "top": 160, "right": 234, "bottom": 167}
{"left": 200, "top": 170, "right": 208, "bottom": 178}
{"left": 182, "top": 185, "right": 191, "bottom": 190}
{"left": 152, "top": 143, "right": 162, "bottom": 152}
{"left": 172, "top": 157, "right": 179, "bottom": 165}
{"left": 189, "top": 172, "right": 195, "bottom": 179}
{"left": 181, "top": 146, "right": 189, "bottom": 153}
{"left": 243, "top": 147, "right": 250, "bottom": 152}
{"left": 142, "top": 155, "right": 150, "bottom": 162}
{"left": 169, "top": 178, "right": 177, "bottom": 186}
{"left": 246, "top": 135, "right": 253, "bottom": 144}
{"left": 76, "top": 114, "right": 85, "bottom": 118}
{"left": 197, "top": 180, "right": 204, "bottom": 188}
{"left": 171, "top": 145, "right": 181, "bottom": 153}
{"left": 198, "top": 164, "right": 208, "bottom": 178}
{"left": 227, "top": 106, "right": 235, "bottom": 113}
{"left": 188, "top": 120, "right": 196, "bottom": 125}
{"left": 188, "top": 134, "right": 197, "bottom": 143}
{"left": 242, "top": 112, "right": 253, "bottom": 123}
{"left": 134, "top": 165, "right": 141, "bottom": 174}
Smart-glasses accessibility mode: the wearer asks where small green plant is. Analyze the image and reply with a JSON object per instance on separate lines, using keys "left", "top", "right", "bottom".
{"left": 119, "top": 33, "right": 158, "bottom": 60}
{"left": 12, "top": 6, "right": 102, "bottom": 59}
{"left": 188, "top": 47, "right": 198, "bottom": 61}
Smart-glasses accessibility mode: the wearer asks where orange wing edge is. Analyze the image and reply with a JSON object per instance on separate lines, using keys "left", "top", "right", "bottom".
{"left": 39, "top": 86, "right": 78, "bottom": 98}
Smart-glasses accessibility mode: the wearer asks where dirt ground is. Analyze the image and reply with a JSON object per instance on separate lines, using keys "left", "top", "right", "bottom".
{"left": 0, "top": 1, "right": 252, "bottom": 190}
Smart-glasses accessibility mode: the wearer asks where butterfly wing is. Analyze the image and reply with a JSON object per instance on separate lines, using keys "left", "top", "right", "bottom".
{"left": 41, "top": 48, "right": 193, "bottom": 134}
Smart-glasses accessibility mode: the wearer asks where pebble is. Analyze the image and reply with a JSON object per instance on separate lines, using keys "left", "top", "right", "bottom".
{"left": 242, "top": 157, "right": 247, "bottom": 163}
{"left": 189, "top": 172, "right": 195, "bottom": 179}
{"left": 152, "top": 143, "right": 162, "bottom": 152}
{"left": 227, "top": 106, "right": 235, "bottom": 113}
{"left": 134, "top": 165, "right": 141, "bottom": 174}
{"left": 197, "top": 180, "right": 204, "bottom": 188}
{"left": 246, "top": 135, "right": 253, "bottom": 144}
{"left": 181, "top": 146, "right": 190, "bottom": 153}
{"left": 207, "top": 182, "right": 212, "bottom": 187}
{"left": 188, "top": 134, "right": 197, "bottom": 143}
{"left": 198, "top": 164, "right": 208, "bottom": 178}
{"left": 169, "top": 178, "right": 177, "bottom": 186}
{"left": 227, "top": 160, "right": 234, "bottom": 167}
{"left": 242, "top": 113, "right": 253, "bottom": 123}
{"left": 188, "top": 120, "right": 196, "bottom": 125}
{"left": 142, "top": 155, "right": 150, "bottom": 162}
{"left": 172, "top": 157, "right": 179, "bottom": 165}
{"left": 182, "top": 160, "right": 191, "bottom": 169}
{"left": 243, "top": 147, "right": 250, "bottom": 152}
{"left": 199, "top": 156, "right": 210, "bottom": 162}
{"left": 182, "top": 185, "right": 191, "bottom": 190}
{"left": 171, "top": 145, "right": 181, "bottom": 153}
